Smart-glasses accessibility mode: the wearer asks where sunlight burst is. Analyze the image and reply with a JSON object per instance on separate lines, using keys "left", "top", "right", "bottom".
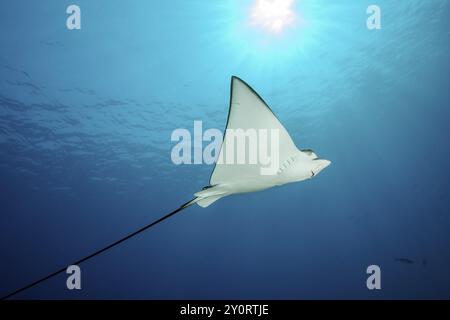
{"left": 250, "top": 0, "right": 296, "bottom": 34}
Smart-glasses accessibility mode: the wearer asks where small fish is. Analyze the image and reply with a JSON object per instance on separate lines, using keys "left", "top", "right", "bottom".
{"left": 395, "top": 258, "right": 414, "bottom": 264}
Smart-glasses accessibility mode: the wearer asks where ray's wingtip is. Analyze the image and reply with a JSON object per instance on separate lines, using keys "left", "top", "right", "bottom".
{"left": 231, "top": 75, "right": 243, "bottom": 82}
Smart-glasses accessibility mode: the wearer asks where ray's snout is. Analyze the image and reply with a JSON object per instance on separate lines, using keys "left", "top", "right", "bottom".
{"left": 321, "top": 159, "right": 331, "bottom": 169}
{"left": 312, "top": 159, "right": 331, "bottom": 176}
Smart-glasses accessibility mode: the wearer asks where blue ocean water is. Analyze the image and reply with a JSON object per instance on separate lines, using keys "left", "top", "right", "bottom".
{"left": 0, "top": 0, "right": 449, "bottom": 299}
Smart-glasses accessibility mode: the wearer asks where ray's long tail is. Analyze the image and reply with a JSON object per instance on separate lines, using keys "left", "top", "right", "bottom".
{"left": 1, "top": 198, "right": 198, "bottom": 300}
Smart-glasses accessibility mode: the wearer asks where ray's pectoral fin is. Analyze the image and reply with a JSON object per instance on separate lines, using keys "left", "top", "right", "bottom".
{"left": 196, "top": 195, "right": 225, "bottom": 208}
{"left": 194, "top": 185, "right": 228, "bottom": 208}
{"left": 209, "top": 76, "right": 299, "bottom": 185}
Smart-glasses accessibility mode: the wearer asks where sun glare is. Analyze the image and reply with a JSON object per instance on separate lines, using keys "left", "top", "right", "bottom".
{"left": 250, "top": 0, "right": 296, "bottom": 34}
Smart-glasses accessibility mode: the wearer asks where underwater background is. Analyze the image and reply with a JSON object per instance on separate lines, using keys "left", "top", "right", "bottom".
{"left": 0, "top": 0, "right": 449, "bottom": 299}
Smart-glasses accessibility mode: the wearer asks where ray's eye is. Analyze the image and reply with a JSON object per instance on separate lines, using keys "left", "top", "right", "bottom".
{"left": 311, "top": 170, "right": 315, "bottom": 177}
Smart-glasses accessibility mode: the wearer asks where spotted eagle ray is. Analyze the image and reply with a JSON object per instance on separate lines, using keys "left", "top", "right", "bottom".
{"left": 2, "top": 76, "right": 330, "bottom": 299}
